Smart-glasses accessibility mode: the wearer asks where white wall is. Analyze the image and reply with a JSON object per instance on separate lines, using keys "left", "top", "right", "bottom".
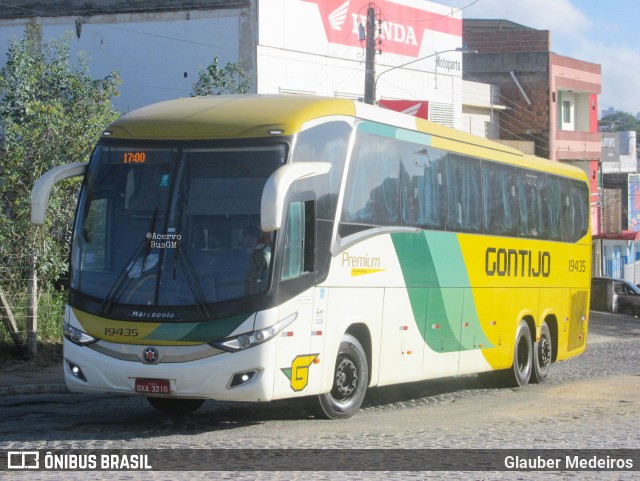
{"left": 0, "top": 9, "right": 248, "bottom": 112}
{"left": 461, "top": 80, "right": 502, "bottom": 138}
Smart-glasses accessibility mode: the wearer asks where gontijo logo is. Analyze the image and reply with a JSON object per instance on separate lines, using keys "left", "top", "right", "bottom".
{"left": 302, "top": 0, "right": 462, "bottom": 57}
{"left": 281, "top": 354, "right": 319, "bottom": 391}
{"left": 485, "top": 247, "right": 551, "bottom": 278}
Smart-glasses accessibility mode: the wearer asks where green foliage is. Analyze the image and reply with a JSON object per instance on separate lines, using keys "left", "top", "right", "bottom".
{"left": 0, "top": 289, "right": 66, "bottom": 344}
{"left": 0, "top": 32, "right": 121, "bottom": 291}
{"left": 599, "top": 111, "right": 640, "bottom": 134}
{"left": 191, "top": 56, "right": 252, "bottom": 96}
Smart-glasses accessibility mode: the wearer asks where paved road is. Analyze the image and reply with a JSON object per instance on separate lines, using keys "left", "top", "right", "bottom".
{"left": 1, "top": 311, "right": 639, "bottom": 480}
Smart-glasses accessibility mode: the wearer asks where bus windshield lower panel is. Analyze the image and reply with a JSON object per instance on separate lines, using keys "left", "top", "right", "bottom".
{"left": 70, "top": 143, "right": 286, "bottom": 318}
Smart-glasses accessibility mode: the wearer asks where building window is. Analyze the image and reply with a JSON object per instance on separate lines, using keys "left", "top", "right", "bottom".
{"left": 562, "top": 100, "right": 571, "bottom": 124}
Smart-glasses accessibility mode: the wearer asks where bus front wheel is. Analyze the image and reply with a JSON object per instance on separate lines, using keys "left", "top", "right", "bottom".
{"left": 147, "top": 397, "right": 204, "bottom": 416}
{"left": 309, "top": 334, "right": 368, "bottom": 420}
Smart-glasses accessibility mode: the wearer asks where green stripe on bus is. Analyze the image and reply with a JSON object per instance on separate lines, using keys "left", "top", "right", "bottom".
{"left": 396, "top": 129, "right": 432, "bottom": 146}
{"left": 357, "top": 121, "right": 432, "bottom": 145}
{"left": 178, "top": 313, "right": 251, "bottom": 343}
{"left": 391, "top": 231, "right": 492, "bottom": 352}
{"left": 357, "top": 121, "right": 397, "bottom": 138}
{"left": 141, "top": 313, "right": 250, "bottom": 343}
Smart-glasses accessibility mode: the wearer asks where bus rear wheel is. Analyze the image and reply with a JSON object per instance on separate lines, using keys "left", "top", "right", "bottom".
{"left": 147, "top": 397, "right": 204, "bottom": 416}
{"left": 309, "top": 334, "right": 368, "bottom": 420}
{"left": 531, "top": 322, "right": 552, "bottom": 383}
{"left": 505, "top": 320, "right": 533, "bottom": 387}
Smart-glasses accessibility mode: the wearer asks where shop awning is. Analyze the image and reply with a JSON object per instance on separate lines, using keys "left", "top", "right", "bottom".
{"left": 593, "top": 230, "right": 640, "bottom": 241}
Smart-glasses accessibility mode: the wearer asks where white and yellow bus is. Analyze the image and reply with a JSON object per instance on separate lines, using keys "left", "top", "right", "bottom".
{"left": 32, "top": 95, "right": 591, "bottom": 419}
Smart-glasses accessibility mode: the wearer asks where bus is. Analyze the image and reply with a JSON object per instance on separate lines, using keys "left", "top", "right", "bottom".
{"left": 31, "top": 95, "right": 591, "bottom": 419}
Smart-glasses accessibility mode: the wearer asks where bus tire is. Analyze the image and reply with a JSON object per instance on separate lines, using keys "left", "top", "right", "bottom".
{"left": 531, "top": 322, "right": 552, "bottom": 383}
{"left": 620, "top": 305, "right": 635, "bottom": 317}
{"left": 147, "top": 397, "right": 204, "bottom": 416}
{"left": 505, "top": 320, "right": 533, "bottom": 387}
{"left": 309, "top": 334, "right": 368, "bottom": 420}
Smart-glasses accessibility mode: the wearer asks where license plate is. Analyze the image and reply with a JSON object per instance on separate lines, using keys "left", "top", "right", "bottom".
{"left": 135, "top": 378, "right": 171, "bottom": 394}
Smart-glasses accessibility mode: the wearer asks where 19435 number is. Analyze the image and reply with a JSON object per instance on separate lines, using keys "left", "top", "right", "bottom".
{"left": 104, "top": 327, "right": 140, "bottom": 337}
{"left": 568, "top": 259, "right": 586, "bottom": 273}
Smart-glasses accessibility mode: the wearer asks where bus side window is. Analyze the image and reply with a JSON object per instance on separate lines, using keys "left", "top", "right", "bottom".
{"left": 342, "top": 133, "right": 400, "bottom": 226}
{"left": 445, "top": 154, "right": 482, "bottom": 233}
{"left": 570, "top": 180, "right": 589, "bottom": 241}
{"left": 517, "top": 169, "right": 547, "bottom": 238}
{"left": 401, "top": 146, "right": 444, "bottom": 230}
{"left": 559, "top": 177, "right": 572, "bottom": 242}
{"left": 281, "top": 200, "right": 315, "bottom": 281}
{"left": 482, "top": 162, "right": 517, "bottom": 236}
{"left": 546, "top": 176, "right": 562, "bottom": 241}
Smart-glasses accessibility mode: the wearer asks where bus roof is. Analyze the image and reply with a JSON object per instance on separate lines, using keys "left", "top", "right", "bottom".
{"left": 104, "top": 95, "right": 356, "bottom": 141}
{"left": 103, "top": 95, "right": 587, "bottom": 182}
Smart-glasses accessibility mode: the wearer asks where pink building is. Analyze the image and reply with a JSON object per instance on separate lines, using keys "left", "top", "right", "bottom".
{"left": 462, "top": 19, "right": 602, "bottom": 238}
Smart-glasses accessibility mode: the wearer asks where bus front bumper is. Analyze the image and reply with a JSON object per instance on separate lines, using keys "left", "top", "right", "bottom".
{"left": 62, "top": 338, "right": 277, "bottom": 402}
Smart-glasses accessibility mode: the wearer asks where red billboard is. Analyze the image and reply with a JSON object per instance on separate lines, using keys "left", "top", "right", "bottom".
{"left": 302, "top": 0, "right": 462, "bottom": 58}
{"left": 378, "top": 99, "right": 429, "bottom": 119}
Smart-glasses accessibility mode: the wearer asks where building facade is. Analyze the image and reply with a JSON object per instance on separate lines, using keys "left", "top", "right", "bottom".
{"left": 597, "top": 131, "right": 640, "bottom": 280}
{"left": 0, "top": 0, "right": 471, "bottom": 129}
{"left": 460, "top": 19, "right": 602, "bottom": 273}
{"left": 460, "top": 79, "right": 507, "bottom": 141}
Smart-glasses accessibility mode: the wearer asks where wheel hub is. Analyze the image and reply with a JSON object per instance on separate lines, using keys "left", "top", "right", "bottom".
{"left": 335, "top": 358, "right": 358, "bottom": 398}
{"left": 539, "top": 338, "right": 551, "bottom": 366}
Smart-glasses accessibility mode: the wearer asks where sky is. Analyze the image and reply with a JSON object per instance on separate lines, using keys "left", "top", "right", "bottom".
{"left": 437, "top": 0, "right": 640, "bottom": 117}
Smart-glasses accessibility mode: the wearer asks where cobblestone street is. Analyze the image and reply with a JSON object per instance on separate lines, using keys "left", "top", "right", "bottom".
{"left": 1, "top": 311, "right": 639, "bottom": 480}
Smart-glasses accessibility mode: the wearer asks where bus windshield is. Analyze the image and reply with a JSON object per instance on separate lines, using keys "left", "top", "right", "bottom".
{"left": 70, "top": 142, "right": 286, "bottom": 314}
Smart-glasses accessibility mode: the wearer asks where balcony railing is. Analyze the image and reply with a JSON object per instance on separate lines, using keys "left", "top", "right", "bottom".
{"left": 554, "top": 130, "right": 601, "bottom": 161}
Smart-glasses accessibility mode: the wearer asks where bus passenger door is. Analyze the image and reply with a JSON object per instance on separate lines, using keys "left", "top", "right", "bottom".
{"left": 272, "top": 200, "right": 320, "bottom": 399}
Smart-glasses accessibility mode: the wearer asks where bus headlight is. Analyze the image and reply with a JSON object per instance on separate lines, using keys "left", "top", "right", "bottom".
{"left": 63, "top": 322, "right": 98, "bottom": 346}
{"left": 211, "top": 312, "right": 297, "bottom": 352}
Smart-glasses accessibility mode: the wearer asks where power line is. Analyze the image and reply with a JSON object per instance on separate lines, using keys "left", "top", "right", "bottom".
{"left": 379, "top": 0, "right": 479, "bottom": 24}
{"left": 373, "top": 61, "right": 554, "bottom": 150}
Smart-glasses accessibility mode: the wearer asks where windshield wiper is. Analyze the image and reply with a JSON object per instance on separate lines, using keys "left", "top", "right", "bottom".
{"left": 175, "top": 242, "right": 211, "bottom": 318}
{"left": 172, "top": 204, "right": 211, "bottom": 318}
{"left": 100, "top": 208, "right": 159, "bottom": 315}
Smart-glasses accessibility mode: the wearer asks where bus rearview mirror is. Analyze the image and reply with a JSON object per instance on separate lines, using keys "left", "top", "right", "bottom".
{"left": 260, "top": 162, "right": 331, "bottom": 232}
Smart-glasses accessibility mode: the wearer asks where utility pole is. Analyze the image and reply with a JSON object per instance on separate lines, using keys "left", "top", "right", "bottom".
{"left": 363, "top": 5, "right": 376, "bottom": 105}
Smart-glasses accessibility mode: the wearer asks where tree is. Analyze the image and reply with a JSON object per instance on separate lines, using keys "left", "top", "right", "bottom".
{"left": 0, "top": 32, "right": 121, "bottom": 291}
{"left": 191, "top": 56, "right": 252, "bottom": 96}
{"left": 598, "top": 111, "right": 640, "bottom": 135}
